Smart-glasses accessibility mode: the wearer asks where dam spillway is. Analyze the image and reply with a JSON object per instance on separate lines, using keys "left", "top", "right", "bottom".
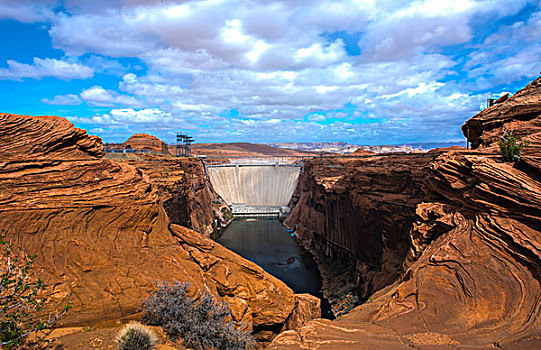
{"left": 207, "top": 165, "right": 300, "bottom": 209}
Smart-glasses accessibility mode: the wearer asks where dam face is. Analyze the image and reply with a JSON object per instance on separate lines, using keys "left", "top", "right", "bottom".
{"left": 207, "top": 165, "right": 300, "bottom": 208}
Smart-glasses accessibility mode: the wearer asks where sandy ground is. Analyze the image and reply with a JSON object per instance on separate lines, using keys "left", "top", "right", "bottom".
{"left": 23, "top": 324, "right": 184, "bottom": 350}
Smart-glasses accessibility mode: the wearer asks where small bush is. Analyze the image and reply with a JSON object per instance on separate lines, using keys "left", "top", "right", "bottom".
{"left": 142, "top": 282, "right": 255, "bottom": 350}
{"left": 116, "top": 322, "right": 157, "bottom": 350}
{"left": 1, "top": 233, "right": 71, "bottom": 348}
{"left": 499, "top": 131, "right": 530, "bottom": 162}
{"left": 0, "top": 321, "right": 20, "bottom": 346}
{"left": 466, "top": 176, "right": 478, "bottom": 187}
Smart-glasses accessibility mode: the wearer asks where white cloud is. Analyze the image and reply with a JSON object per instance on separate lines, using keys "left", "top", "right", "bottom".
{"left": 307, "top": 113, "right": 327, "bottom": 122}
{"left": 5, "top": 0, "right": 537, "bottom": 143}
{"left": 109, "top": 108, "right": 169, "bottom": 123}
{"left": 41, "top": 94, "right": 82, "bottom": 105}
{"left": 0, "top": 58, "right": 94, "bottom": 80}
{"left": 80, "top": 85, "right": 142, "bottom": 107}
{"left": 0, "top": 0, "right": 55, "bottom": 22}
{"left": 382, "top": 82, "right": 445, "bottom": 99}
{"left": 80, "top": 86, "right": 114, "bottom": 104}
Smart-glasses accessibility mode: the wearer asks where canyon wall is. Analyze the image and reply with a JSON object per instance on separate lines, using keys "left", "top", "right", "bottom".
{"left": 106, "top": 152, "right": 232, "bottom": 237}
{"left": 285, "top": 153, "right": 439, "bottom": 315}
{"left": 272, "top": 78, "right": 541, "bottom": 348}
{"left": 0, "top": 114, "right": 317, "bottom": 342}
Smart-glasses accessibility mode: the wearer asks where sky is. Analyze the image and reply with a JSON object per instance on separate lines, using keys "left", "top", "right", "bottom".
{"left": 0, "top": 0, "right": 540, "bottom": 145}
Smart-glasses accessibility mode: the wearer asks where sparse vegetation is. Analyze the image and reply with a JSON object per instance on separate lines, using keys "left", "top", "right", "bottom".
{"left": 116, "top": 322, "right": 157, "bottom": 350}
{"left": 83, "top": 325, "right": 95, "bottom": 332}
{"left": 142, "top": 282, "right": 255, "bottom": 350}
{"left": 466, "top": 176, "right": 478, "bottom": 187}
{"left": 0, "top": 233, "right": 71, "bottom": 348}
{"left": 499, "top": 131, "right": 530, "bottom": 162}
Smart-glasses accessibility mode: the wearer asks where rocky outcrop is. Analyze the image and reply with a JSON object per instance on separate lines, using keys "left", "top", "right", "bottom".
{"left": 106, "top": 153, "right": 232, "bottom": 237}
{"left": 0, "top": 114, "right": 313, "bottom": 339}
{"left": 272, "top": 77, "right": 541, "bottom": 349}
{"left": 0, "top": 114, "right": 104, "bottom": 159}
{"left": 123, "top": 133, "right": 167, "bottom": 153}
{"left": 282, "top": 294, "right": 321, "bottom": 332}
{"left": 462, "top": 76, "right": 541, "bottom": 150}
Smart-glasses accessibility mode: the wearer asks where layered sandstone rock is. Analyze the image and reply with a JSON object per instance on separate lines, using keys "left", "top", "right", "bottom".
{"left": 272, "top": 77, "right": 541, "bottom": 349}
{"left": 462, "top": 76, "right": 541, "bottom": 151}
{"left": 0, "top": 114, "right": 310, "bottom": 340}
{"left": 123, "top": 133, "right": 167, "bottom": 153}
{"left": 106, "top": 153, "right": 232, "bottom": 237}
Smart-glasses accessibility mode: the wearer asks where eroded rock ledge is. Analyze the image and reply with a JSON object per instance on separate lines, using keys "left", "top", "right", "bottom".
{"left": 106, "top": 152, "right": 233, "bottom": 237}
{"left": 0, "top": 113, "right": 318, "bottom": 343}
{"left": 273, "top": 77, "right": 541, "bottom": 349}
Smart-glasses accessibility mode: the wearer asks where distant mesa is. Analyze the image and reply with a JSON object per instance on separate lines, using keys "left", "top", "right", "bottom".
{"left": 426, "top": 145, "right": 465, "bottom": 154}
{"left": 350, "top": 148, "right": 375, "bottom": 156}
{"left": 123, "top": 133, "right": 167, "bottom": 153}
{"left": 270, "top": 141, "right": 467, "bottom": 154}
{"left": 104, "top": 133, "right": 169, "bottom": 154}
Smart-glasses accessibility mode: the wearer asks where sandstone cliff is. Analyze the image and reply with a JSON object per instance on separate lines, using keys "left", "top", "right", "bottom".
{"left": 272, "top": 77, "right": 541, "bottom": 349}
{"left": 286, "top": 153, "right": 439, "bottom": 316}
{"left": 0, "top": 114, "right": 315, "bottom": 342}
{"left": 106, "top": 152, "right": 233, "bottom": 237}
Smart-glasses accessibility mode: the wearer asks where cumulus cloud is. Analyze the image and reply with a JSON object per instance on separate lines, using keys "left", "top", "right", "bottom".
{"left": 464, "top": 7, "right": 541, "bottom": 89}
{"left": 0, "top": 0, "right": 55, "bottom": 22}
{"left": 80, "top": 86, "right": 142, "bottom": 107}
{"left": 0, "top": 57, "right": 94, "bottom": 80}
{"left": 5, "top": 0, "right": 539, "bottom": 143}
{"left": 41, "top": 94, "right": 82, "bottom": 105}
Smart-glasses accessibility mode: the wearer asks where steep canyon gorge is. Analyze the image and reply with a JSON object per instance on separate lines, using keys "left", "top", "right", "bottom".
{"left": 0, "top": 77, "right": 540, "bottom": 349}
{"left": 0, "top": 114, "right": 319, "bottom": 347}
{"left": 270, "top": 77, "right": 541, "bottom": 349}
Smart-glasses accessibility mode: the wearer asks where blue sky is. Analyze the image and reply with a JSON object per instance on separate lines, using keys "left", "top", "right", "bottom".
{"left": 0, "top": 0, "right": 540, "bottom": 145}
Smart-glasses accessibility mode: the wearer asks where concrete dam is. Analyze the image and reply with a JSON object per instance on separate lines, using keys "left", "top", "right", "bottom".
{"left": 207, "top": 165, "right": 300, "bottom": 214}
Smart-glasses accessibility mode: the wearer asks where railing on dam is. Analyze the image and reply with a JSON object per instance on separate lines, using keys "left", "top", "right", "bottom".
{"left": 231, "top": 204, "right": 282, "bottom": 217}
{"left": 202, "top": 156, "right": 311, "bottom": 168}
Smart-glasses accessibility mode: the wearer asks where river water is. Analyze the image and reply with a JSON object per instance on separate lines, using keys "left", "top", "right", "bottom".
{"left": 217, "top": 218, "right": 333, "bottom": 319}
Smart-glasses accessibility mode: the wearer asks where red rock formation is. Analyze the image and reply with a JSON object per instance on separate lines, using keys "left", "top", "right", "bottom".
{"left": 271, "top": 77, "right": 541, "bottom": 349}
{"left": 426, "top": 145, "right": 464, "bottom": 153}
{"left": 0, "top": 114, "right": 313, "bottom": 341}
{"left": 106, "top": 153, "right": 232, "bottom": 237}
{"left": 462, "top": 77, "right": 541, "bottom": 150}
{"left": 0, "top": 114, "right": 104, "bottom": 159}
{"left": 123, "top": 133, "right": 167, "bottom": 153}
